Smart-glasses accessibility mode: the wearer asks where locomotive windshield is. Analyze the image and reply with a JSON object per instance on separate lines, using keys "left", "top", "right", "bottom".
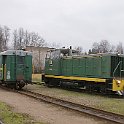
{"left": 46, "top": 49, "right": 60, "bottom": 59}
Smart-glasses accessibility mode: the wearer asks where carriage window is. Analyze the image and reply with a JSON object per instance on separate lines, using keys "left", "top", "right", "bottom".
{"left": 17, "top": 56, "right": 24, "bottom": 64}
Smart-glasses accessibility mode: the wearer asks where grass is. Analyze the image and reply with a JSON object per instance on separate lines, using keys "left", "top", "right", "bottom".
{"left": 29, "top": 84, "right": 124, "bottom": 115}
{"left": 0, "top": 101, "right": 45, "bottom": 124}
{"left": 28, "top": 75, "right": 124, "bottom": 115}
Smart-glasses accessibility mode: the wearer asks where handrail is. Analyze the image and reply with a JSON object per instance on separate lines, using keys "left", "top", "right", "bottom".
{"left": 113, "top": 61, "right": 122, "bottom": 80}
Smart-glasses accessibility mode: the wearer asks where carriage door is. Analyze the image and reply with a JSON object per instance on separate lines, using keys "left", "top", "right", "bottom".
{"left": 0, "top": 56, "right": 3, "bottom": 80}
{"left": 16, "top": 55, "right": 25, "bottom": 81}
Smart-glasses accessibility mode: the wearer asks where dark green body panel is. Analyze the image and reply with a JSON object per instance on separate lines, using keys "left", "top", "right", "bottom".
{"left": 101, "top": 56, "right": 111, "bottom": 78}
{"left": 62, "top": 58, "right": 72, "bottom": 76}
{"left": 16, "top": 56, "right": 25, "bottom": 81}
{"left": 45, "top": 54, "right": 124, "bottom": 79}
{"left": 93, "top": 57, "right": 102, "bottom": 77}
{"left": 85, "top": 57, "right": 94, "bottom": 76}
{"left": 24, "top": 55, "right": 32, "bottom": 82}
{"left": 45, "top": 58, "right": 61, "bottom": 75}
{"left": 73, "top": 58, "right": 82, "bottom": 76}
{"left": 5, "top": 55, "right": 16, "bottom": 81}
{"left": 78, "top": 58, "right": 86, "bottom": 76}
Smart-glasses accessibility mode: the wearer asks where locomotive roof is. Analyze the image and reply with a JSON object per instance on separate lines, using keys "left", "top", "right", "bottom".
{"left": 62, "top": 53, "right": 124, "bottom": 59}
{"left": 0, "top": 50, "right": 32, "bottom": 56}
{"left": 96, "top": 53, "right": 124, "bottom": 57}
{"left": 48, "top": 48, "right": 79, "bottom": 54}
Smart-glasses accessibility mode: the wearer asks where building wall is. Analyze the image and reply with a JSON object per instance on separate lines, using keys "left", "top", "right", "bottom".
{"left": 26, "top": 46, "right": 50, "bottom": 73}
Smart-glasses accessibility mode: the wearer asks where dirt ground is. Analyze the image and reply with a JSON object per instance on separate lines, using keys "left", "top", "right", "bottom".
{"left": 0, "top": 88, "right": 113, "bottom": 124}
{"left": 24, "top": 84, "right": 124, "bottom": 115}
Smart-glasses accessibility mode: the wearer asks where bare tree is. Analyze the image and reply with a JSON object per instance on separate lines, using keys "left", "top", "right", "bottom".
{"left": 3, "top": 26, "right": 10, "bottom": 50}
{"left": 24, "top": 30, "right": 29, "bottom": 47}
{"left": 74, "top": 46, "right": 83, "bottom": 54}
{"left": 99, "top": 40, "right": 110, "bottom": 53}
{"left": 12, "top": 28, "right": 46, "bottom": 49}
{"left": 29, "top": 32, "right": 45, "bottom": 47}
{"left": 91, "top": 40, "right": 111, "bottom": 54}
{"left": 13, "top": 29, "right": 18, "bottom": 50}
{"left": 0, "top": 26, "right": 3, "bottom": 51}
{"left": 18, "top": 28, "right": 24, "bottom": 49}
{"left": 109, "top": 45, "right": 116, "bottom": 53}
{"left": 116, "top": 42, "right": 123, "bottom": 54}
{"left": 13, "top": 28, "right": 24, "bottom": 50}
{"left": 48, "top": 42, "right": 61, "bottom": 48}
{"left": 91, "top": 42, "right": 100, "bottom": 53}
{"left": 0, "top": 25, "right": 10, "bottom": 51}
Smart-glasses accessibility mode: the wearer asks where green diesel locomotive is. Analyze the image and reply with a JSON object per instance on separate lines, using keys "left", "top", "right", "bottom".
{"left": 0, "top": 50, "right": 32, "bottom": 89}
{"left": 43, "top": 47, "right": 124, "bottom": 95}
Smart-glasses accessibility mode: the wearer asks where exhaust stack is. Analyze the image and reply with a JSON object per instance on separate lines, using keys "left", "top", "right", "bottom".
{"left": 69, "top": 46, "right": 72, "bottom": 56}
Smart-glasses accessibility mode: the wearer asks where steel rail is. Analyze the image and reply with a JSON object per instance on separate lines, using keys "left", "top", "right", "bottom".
{"left": 0, "top": 86, "right": 123, "bottom": 124}
{"left": 18, "top": 89, "right": 124, "bottom": 124}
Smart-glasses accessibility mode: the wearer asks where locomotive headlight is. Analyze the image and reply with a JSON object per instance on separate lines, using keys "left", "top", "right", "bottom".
{"left": 117, "top": 80, "right": 121, "bottom": 84}
{"left": 116, "top": 80, "right": 121, "bottom": 87}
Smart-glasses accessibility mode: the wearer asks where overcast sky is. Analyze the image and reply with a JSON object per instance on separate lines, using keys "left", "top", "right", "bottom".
{"left": 0, "top": 0, "right": 124, "bottom": 51}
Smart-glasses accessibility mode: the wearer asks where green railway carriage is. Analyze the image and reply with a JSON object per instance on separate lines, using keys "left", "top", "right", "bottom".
{"left": 0, "top": 50, "right": 32, "bottom": 89}
{"left": 43, "top": 48, "right": 124, "bottom": 95}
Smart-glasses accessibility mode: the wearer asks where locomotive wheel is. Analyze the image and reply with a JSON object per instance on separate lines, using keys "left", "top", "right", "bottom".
{"left": 15, "top": 80, "right": 25, "bottom": 90}
{"left": 15, "top": 83, "right": 23, "bottom": 90}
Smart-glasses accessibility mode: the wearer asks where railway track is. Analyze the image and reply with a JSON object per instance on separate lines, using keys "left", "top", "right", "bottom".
{"left": 0, "top": 86, "right": 124, "bottom": 124}
{"left": 17, "top": 89, "right": 124, "bottom": 124}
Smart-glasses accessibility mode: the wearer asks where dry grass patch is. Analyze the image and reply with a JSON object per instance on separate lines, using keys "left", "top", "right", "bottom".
{"left": 0, "top": 101, "right": 45, "bottom": 124}
{"left": 26, "top": 84, "right": 124, "bottom": 115}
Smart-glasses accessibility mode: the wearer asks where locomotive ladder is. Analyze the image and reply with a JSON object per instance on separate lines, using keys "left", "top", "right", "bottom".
{"left": 113, "top": 61, "right": 122, "bottom": 79}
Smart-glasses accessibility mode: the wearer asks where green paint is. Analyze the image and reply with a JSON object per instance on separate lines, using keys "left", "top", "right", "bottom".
{"left": 45, "top": 54, "right": 124, "bottom": 79}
